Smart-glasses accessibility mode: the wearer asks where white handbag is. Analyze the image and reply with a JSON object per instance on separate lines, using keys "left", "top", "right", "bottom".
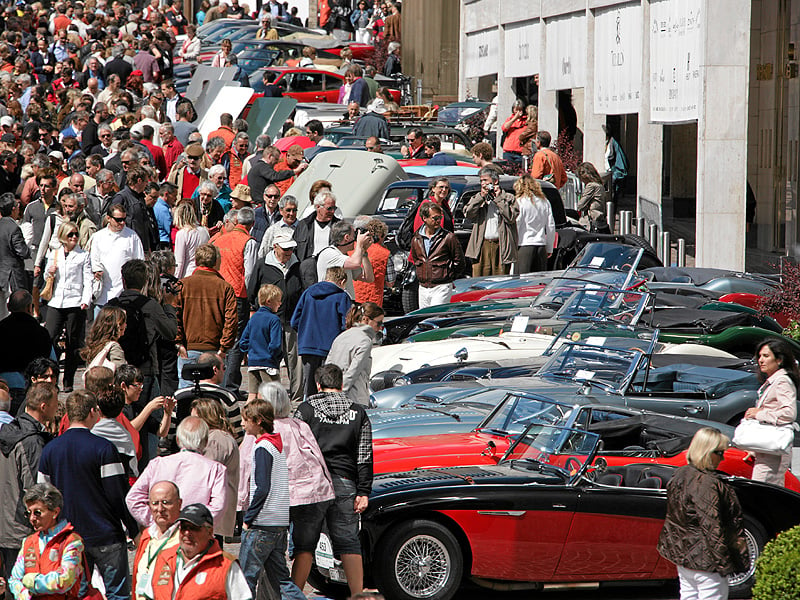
{"left": 732, "top": 418, "right": 795, "bottom": 455}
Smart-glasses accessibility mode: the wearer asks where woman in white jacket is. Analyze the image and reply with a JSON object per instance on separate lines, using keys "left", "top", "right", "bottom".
{"left": 325, "top": 302, "right": 385, "bottom": 406}
{"left": 44, "top": 221, "right": 93, "bottom": 391}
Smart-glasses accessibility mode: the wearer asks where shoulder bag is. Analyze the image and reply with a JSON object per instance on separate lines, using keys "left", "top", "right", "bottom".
{"left": 39, "top": 249, "right": 58, "bottom": 302}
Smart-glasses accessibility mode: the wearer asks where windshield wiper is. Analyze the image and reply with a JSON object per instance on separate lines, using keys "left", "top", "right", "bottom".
{"left": 411, "top": 404, "right": 461, "bottom": 421}
{"left": 475, "top": 426, "right": 510, "bottom": 436}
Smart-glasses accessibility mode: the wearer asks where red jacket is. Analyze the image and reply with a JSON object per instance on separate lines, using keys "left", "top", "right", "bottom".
{"left": 150, "top": 541, "right": 235, "bottom": 600}
{"left": 20, "top": 522, "right": 84, "bottom": 600}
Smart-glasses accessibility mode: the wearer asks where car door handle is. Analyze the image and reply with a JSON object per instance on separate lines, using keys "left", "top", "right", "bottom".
{"left": 683, "top": 405, "right": 704, "bottom": 415}
{"left": 477, "top": 511, "right": 526, "bottom": 517}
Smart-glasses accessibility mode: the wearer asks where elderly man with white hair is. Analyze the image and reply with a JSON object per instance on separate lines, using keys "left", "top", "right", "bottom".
{"left": 126, "top": 416, "right": 228, "bottom": 531}
{"left": 192, "top": 163, "right": 232, "bottom": 213}
{"left": 130, "top": 105, "right": 163, "bottom": 146}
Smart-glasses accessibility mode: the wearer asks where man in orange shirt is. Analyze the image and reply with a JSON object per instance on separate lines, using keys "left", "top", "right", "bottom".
{"left": 207, "top": 113, "right": 236, "bottom": 151}
{"left": 530, "top": 130, "right": 568, "bottom": 190}
{"left": 273, "top": 144, "right": 305, "bottom": 195}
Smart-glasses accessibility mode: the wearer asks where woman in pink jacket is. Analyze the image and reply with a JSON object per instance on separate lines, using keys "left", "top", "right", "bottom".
{"left": 745, "top": 339, "right": 799, "bottom": 486}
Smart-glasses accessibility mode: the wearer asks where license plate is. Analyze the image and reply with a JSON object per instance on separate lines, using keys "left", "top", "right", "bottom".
{"left": 327, "top": 566, "right": 347, "bottom": 583}
{"left": 314, "top": 533, "right": 335, "bottom": 569}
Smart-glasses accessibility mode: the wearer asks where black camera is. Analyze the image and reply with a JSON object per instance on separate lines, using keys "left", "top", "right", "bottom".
{"left": 356, "top": 227, "right": 369, "bottom": 235}
{"left": 160, "top": 273, "right": 183, "bottom": 295}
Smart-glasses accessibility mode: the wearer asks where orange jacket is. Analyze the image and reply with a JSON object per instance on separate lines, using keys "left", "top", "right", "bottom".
{"left": 150, "top": 541, "right": 234, "bottom": 600}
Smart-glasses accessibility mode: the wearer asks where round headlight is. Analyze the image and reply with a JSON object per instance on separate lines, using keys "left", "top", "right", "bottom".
{"left": 394, "top": 375, "right": 411, "bottom": 386}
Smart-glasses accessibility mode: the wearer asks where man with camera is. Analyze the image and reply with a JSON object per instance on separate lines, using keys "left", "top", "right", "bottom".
{"left": 315, "top": 221, "right": 374, "bottom": 301}
{"left": 464, "top": 166, "right": 519, "bottom": 276}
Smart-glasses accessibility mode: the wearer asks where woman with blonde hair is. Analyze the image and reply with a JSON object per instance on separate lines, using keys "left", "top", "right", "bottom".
{"left": 191, "top": 397, "right": 240, "bottom": 541}
{"left": 658, "top": 427, "right": 748, "bottom": 600}
{"left": 518, "top": 105, "right": 539, "bottom": 155}
{"left": 44, "top": 222, "right": 92, "bottom": 392}
{"left": 173, "top": 202, "right": 210, "bottom": 278}
{"left": 576, "top": 161, "right": 610, "bottom": 233}
{"left": 514, "top": 174, "right": 555, "bottom": 274}
{"left": 80, "top": 305, "right": 127, "bottom": 374}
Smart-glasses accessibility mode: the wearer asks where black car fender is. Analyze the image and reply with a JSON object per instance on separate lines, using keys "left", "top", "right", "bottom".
{"left": 726, "top": 477, "right": 800, "bottom": 537}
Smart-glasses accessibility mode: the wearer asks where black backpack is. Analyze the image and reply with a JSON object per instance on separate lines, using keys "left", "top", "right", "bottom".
{"left": 107, "top": 294, "right": 152, "bottom": 367}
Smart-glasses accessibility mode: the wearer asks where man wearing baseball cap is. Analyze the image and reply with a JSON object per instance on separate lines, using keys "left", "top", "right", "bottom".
{"left": 143, "top": 503, "right": 251, "bottom": 600}
{"left": 167, "top": 143, "right": 207, "bottom": 201}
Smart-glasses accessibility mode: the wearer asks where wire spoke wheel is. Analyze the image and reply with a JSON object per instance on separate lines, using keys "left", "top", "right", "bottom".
{"left": 394, "top": 534, "right": 452, "bottom": 598}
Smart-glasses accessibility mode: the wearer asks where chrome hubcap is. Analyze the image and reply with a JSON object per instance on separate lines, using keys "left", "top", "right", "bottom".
{"left": 395, "top": 534, "right": 451, "bottom": 598}
{"left": 728, "top": 527, "right": 758, "bottom": 588}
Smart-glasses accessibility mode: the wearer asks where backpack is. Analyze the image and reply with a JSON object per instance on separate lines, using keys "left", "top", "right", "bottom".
{"left": 106, "top": 294, "right": 152, "bottom": 367}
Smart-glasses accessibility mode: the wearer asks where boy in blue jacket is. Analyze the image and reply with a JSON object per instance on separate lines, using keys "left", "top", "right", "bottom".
{"left": 240, "top": 284, "right": 284, "bottom": 399}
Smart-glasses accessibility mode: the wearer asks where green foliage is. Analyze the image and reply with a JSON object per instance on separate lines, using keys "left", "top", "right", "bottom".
{"left": 753, "top": 524, "right": 800, "bottom": 599}
{"left": 783, "top": 320, "right": 800, "bottom": 341}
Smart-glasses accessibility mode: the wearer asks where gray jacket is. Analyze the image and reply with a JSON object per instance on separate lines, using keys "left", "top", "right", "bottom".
{"left": 464, "top": 190, "right": 519, "bottom": 264}
{"left": 325, "top": 323, "right": 378, "bottom": 407}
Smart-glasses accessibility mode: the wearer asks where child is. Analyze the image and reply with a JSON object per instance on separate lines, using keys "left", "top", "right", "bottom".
{"left": 239, "top": 399, "right": 303, "bottom": 600}
{"left": 240, "top": 284, "right": 284, "bottom": 400}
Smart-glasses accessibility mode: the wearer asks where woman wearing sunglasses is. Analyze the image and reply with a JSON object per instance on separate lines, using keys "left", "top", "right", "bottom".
{"left": 44, "top": 221, "right": 93, "bottom": 392}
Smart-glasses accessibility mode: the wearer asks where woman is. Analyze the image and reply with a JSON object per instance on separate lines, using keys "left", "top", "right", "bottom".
{"left": 515, "top": 174, "right": 555, "bottom": 274}
{"left": 745, "top": 339, "right": 799, "bottom": 486}
{"left": 501, "top": 99, "right": 528, "bottom": 165}
{"left": 517, "top": 105, "right": 539, "bottom": 156}
{"left": 353, "top": 218, "right": 392, "bottom": 307}
{"left": 117, "top": 365, "right": 173, "bottom": 450}
{"left": 398, "top": 177, "right": 455, "bottom": 249}
{"left": 80, "top": 305, "right": 127, "bottom": 373}
{"left": 173, "top": 203, "right": 210, "bottom": 279}
{"left": 257, "top": 383, "right": 335, "bottom": 589}
{"left": 325, "top": 302, "right": 384, "bottom": 406}
{"left": 196, "top": 0, "right": 210, "bottom": 25}
{"left": 576, "top": 161, "right": 610, "bottom": 233}
{"left": 179, "top": 25, "right": 201, "bottom": 61}
{"left": 657, "top": 427, "right": 748, "bottom": 600}
{"left": 43, "top": 222, "right": 92, "bottom": 392}
{"left": 8, "top": 483, "right": 85, "bottom": 600}
{"left": 191, "top": 397, "right": 240, "bottom": 541}
{"left": 211, "top": 38, "right": 233, "bottom": 68}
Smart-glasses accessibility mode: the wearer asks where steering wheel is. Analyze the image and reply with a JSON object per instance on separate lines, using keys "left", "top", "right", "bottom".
{"left": 564, "top": 456, "right": 583, "bottom": 476}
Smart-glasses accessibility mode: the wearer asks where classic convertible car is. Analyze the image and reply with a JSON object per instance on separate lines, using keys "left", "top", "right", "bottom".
{"left": 336, "top": 425, "right": 800, "bottom": 600}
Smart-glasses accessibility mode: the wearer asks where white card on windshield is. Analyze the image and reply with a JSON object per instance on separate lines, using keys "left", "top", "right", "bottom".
{"left": 510, "top": 316, "right": 529, "bottom": 332}
{"left": 575, "top": 369, "right": 595, "bottom": 380}
{"left": 585, "top": 337, "right": 606, "bottom": 346}
{"left": 590, "top": 256, "right": 605, "bottom": 267}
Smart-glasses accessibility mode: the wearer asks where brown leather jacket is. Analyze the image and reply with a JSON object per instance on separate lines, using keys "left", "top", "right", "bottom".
{"left": 410, "top": 227, "right": 466, "bottom": 287}
{"left": 176, "top": 267, "right": 238, "bottom": 352}
{"left": 657, "top": 465, "right": 748, "bottom": 575}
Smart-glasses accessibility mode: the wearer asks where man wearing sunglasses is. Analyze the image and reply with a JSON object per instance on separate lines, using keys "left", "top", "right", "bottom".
{"left": 90, "top": 203, "right": 144, "bottom": 308}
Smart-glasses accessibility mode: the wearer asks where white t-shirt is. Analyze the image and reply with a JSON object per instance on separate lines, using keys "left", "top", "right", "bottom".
{"left": 316, "top": 246, "right": 360, "bottom": 299}
{"left": 312, "top": 220, "right": 332, "bottom": 256}
{"left": 483, "top": 201, "right": 500, "bottom": 240}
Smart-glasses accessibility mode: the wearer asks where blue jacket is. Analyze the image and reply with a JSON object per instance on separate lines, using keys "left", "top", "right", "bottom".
{"left": 240, "top": 306, "right": 283, "bottom": 368}
{"left": 291, "top": 281, "right": 351, "bottom": 357}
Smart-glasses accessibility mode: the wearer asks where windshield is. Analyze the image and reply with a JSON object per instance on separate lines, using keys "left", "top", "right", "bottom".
{"left": 437, "top": 104, "right": 488, "bottom": 124}
{"left": 572, "top": 243, "right": 645, "bottom": 272}
{"left": 554, "top": 289, "right": 651, "bottom": 323}
{"left": 478, "top": 393, "right": 573, "bottom": 435}
{"left": 537, "top": 342, "right": 644, "bottom": 392}
{"left": 533, "top": 270, "right": 647, "bottom": 309}
{"left": 501, "top": 424, "right": 599, "bottom": 475}
{"left": 544, "top": 321, "right": 659, "bottom": 356}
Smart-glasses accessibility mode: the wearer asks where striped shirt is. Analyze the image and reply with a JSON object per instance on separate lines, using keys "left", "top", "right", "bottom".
{"left": 244, "top": 433, "right": 290, "bottom": 527}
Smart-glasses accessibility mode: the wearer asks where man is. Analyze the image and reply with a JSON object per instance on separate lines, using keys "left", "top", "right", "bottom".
{"left": 90, "top": 124, "right": 115, "bottom": 158}
{"left": 113, "top": 165, "right": 157, "bottom": 252}
{"left": 0, "top": 382, "right": 58, "bottom": 581}
{"left": 464, "top": 166, "right": 520, "bottom": 277}
{"left": 221, "top": 132, "right": 249, "bottom": 189}
{"left": 470, "top": 141, "right": 496, "bottom": 168}
{"left": 259, "top": 195, "right": 299, "bottom": 258}
{"left": 159, "top": 122, "right": 184, "bottom": 174}
{"left": 107, "top": 259, "right": 177, "bottom": 409}
{"left": 172, "top": 100, "right": 198, "bottom": 145}
{"left": 176, "top": 244, "right": 238, "bottom": 388}
{"left": 604, "top": 125, "right": 629, "bottom": 204}
{"left": 154, "top": 183, "right": 177, "bottom": 249}
{"left": 293, "top": 364, "right": 372, "bottom": 596}
{"left": 90, "top": 204, "right": 145, "bottom": 310}
{"left": 316, "top": 221, "right": 374, "bottom": 300}
{"left": 38, "top": 390, "right": 139, "bottom": 600}
{"left": 294, "top": 190, "right": 341, "bottom": 284}
{"left": 273, "top": 144, "right": 305, "bottom": 195}
{"left": 81, "top": 100, "right": 109, "bottom": 152}
{"left": 353, "top": 104, "right": 390, "bottom": 140}
{"left": 103, "top": 44, "right": 133, "bottom": 86}
{"left": 305, "top": 119, "right": 336, "bottom": 148}
{"left": 127, "top": 417, "right": 228, "bottom": 531}
{"left": 248, "top": 146, "right": 307, "bottom": 207}
{"left": 410, "top": 202, "right": 466, "bottom": 308}
{"left": 0, "top": 149, "right": 19, "bottom": 195}
{"left": 133, "top": 42, "right": 160, "bottom": 83}
{"left": 425, "top": 135, "right": 457, "bottom": 166}
{"left": 212, "top": 206, "right": 259, "bottom": 392}
{"left": 365, "top": 136, "right": 382, "bottom": 153}
{"left": 530, "top": 130, "right": 568, "bottom": 190}
{"left": 208, "top": 113, "right": 236, "bottom": 151}
{"left": 401, "top": 127, "right": 426, "bottom": 159}
{"left": 0, "top": 292, "right": 53, "bottom": 378}
{"left": 62, "top": 192, "right": 97, "bottom": 251}
{"left": 290, "top": 267, "right": 351, "bottom": 398}
{"left": 85, "top": 169, "right": 117, "bottom": 226}
{"left": 132, "top": 481, "right": 182, "bottom": 600}
{"left": 165, "top": 0, "right": 188, "bottom": 35}
{"left": 142, "top": 503, "right": 251, "bottom": 600}
{"left": 30, "top": 38, "right": 57, "bottom": 82}
{"left": 363, "top": 64, "right": 379, "bottom": 98}
{"left": 138, "top": 124, "right": 167, "bottom": 180}
{"left": 252, "top": 183, "right": 282, "bottom": 244}
{"left": 168, "top": 143, "right": 207, "bottom": 201}
{"left": 204, "top": 137, "right": 228, "bottom": 169}
{"left": 249, "top": 228, "right": 304, "bottom": 401}
{"left": 76, "top": 56, "right": 105, "bottom": 90}
{"left": 241, "top": 135, "right": 271, "bottom": 182}
{"left": 0, "top": 193, "right": 28, "bottom": 319}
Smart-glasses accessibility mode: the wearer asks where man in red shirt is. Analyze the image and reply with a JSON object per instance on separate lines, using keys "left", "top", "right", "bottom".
{"left": 530, "top": 130, "right": 568, "bottom": 190}
{"left": 167, "top": 144, "right": 206, "bottom": 201}
{"left": 159, "top": 122, "right": 184, "bottom": 174}
{"left": 138, "top": 125, "right": 167, "bottom": 180}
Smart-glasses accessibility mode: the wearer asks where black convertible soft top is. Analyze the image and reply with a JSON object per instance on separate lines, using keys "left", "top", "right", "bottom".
{"left": 649, "top": 308, "right": 757, "bottom": 333}
{"left": 587, "top": 413, "right": 716, "bottom": 457}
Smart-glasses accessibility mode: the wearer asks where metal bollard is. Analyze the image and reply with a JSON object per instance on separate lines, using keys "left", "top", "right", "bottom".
{"left": 606, "top": 202, "right": 615, "bottom": 234}
{"left": 624, "top": 211, "right": 633, "bottom": 235}
{"left": 677, "top": 238, "right": 686, "bottom": 267}
{"left": 648, "top": 223, "right": 659, "bottom": 251}
{"left": 637, "top": 217, "right": 646, "bottom": 238}
{"left": 661, "top": 231, "right": 671, "bottom": 265}
{"left": 619, "top": 211, "right": 628, "bottom": 235}
{"left": 416, "top": 79, "right": 423, "bottom": 105}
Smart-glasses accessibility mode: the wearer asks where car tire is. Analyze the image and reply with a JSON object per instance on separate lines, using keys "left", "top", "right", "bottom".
{"left": 728, "top": 515, "right": 767, "bottom": 598}
{"left": 402, "top": 284, "right": 419, "bottom": 313}
{"left": 375, "top": 519, "right": 463, "bottom": 600}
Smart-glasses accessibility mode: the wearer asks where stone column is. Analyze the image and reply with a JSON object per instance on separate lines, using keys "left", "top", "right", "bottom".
{"left": 538, "top": 14, "right": 559, "bottom": 138}
{"left": 637, "top": 0, "right": 664, "bottom": 230}
{"left": 582, "top": 6, "right": 607, "bottom": 170}
{"left": 695, "top": 0, "right": 751, "bottom": 269}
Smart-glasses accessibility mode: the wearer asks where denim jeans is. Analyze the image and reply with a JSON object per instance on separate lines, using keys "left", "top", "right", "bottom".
{"left": 177, "top": 349, "right": 204, "bottom": 389}
{"left": 82, "top": 542, "right": 130, "bottom": 600}
{"left": 239, "top": 526, "right": 305, "bottom": 600}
